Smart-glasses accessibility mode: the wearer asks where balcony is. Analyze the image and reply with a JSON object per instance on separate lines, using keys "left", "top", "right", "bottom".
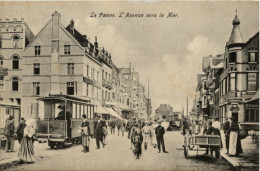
{"left": 102, "top": 79, "right": 112, "bottom": 89}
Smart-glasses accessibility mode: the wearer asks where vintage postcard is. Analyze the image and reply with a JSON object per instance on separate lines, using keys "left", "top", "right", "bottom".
{"left": 0, "top": 1, "right": 259, "bottom": 170}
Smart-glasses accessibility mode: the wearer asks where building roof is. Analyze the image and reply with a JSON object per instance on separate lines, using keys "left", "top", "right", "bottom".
{"left": 227, "top": 15, "right": 244, "bottom": 46}
{"left": 202, "top": 57, "right": 210, "bottom": 72}
{"left": 65, "top": 25, "right": 89, "bottom": 47}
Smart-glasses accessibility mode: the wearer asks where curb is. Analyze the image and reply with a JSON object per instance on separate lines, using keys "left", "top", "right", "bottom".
{"left": 220, "top": 151, "right": 259, "bottom": 169}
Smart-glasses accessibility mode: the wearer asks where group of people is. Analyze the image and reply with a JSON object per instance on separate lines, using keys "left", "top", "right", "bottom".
{"left": 127, "top": 117, "right": 168, "bottom": 159}
{"left": 4, "top": 116, "right": 36, "bottom": 164}
{"left": 182, "top": 116, "right": 243, "bottom": 157}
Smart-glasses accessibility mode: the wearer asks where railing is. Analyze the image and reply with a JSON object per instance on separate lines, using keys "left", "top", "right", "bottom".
{"left": 102, "top": 79, "right": 112, "bottom": 89}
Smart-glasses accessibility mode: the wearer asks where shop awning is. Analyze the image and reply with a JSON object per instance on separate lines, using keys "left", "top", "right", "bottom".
{"left": 105, "top": 107, "right": 122, "bottom": 119}
{"left": 245, "top": 91, "right": 259, "bottom": 103}
{"left": 96, "top": 106, "right": 109, "bottom": 114}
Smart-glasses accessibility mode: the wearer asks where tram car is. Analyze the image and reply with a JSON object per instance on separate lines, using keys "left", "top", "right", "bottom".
{"left": 36, "top": 94, "right": 96, "bottom": 149}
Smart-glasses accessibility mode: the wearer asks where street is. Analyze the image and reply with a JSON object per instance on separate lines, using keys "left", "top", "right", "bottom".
{"left": 6, "top": 129, "right": 232, "bottom": 171}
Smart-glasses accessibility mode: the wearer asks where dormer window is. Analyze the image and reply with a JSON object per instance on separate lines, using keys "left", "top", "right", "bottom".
{"left": 248, "top": 50, "right": 258, "bottom": 62}
{"left": 229, "top": 52, "right": 236, "bottom": 63}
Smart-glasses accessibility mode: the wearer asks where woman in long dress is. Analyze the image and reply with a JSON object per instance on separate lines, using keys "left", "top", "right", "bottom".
{"left": 18, "top": 118, "right": 36, "bottom": 164}
{"left": 151, "top": 120, "right": 158, "bottom": 148}
{"left": 80, "top": 114, "right": 90, "bottom": 153}
{"left": 228, "top": 117, "right": 243, "bottom": 156}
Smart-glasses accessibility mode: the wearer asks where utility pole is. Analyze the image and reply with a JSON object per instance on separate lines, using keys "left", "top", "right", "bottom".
{"left": 187, "top": 97, "right": 188, "bottom": 119}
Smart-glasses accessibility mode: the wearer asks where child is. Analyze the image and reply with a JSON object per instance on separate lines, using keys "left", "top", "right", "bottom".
{"left": 132, "top": 124, "right": 143, "bottom": 159}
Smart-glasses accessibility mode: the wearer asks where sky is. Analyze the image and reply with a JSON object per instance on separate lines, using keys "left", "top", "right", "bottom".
{"left": 0, "top": 1, "right": 259, "bottom": 115}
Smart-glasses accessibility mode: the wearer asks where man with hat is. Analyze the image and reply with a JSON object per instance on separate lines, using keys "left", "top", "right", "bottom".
{"left": 142, "top": 121, "right": 151, "bottom": 150}
{"left": 155, "top": 120, "right": 168, "bottom": 153}
{"left": 95, "top": 114, "right": 106, "bottom": 149}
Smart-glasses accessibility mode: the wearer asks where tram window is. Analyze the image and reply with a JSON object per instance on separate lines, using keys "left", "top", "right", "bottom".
{"left": 67, "top": 82, "right": 74, "bottom": 95}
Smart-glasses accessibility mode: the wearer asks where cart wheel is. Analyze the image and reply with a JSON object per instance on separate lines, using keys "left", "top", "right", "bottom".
{"left": 215, "top": 148, "right": 220, "bottom": 158}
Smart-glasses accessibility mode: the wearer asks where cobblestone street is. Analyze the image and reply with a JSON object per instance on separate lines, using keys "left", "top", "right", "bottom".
{"left": 6, "top": 129, "right": 232, "bottom": 171}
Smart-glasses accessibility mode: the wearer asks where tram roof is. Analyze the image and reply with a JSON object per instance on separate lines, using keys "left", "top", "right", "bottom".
{"left": 37, "top": 94, "right": 92, "bottom": 104}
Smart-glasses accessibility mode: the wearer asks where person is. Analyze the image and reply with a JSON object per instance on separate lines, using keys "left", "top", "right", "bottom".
{"left": 128, "top": 117, "right": 136, "bottom": 149}
{"left": 4, "top": 116, "right": 15, "bottom": 152}
{"left": 110, "top": 118, "right": 116, "bottom": 135}
{"left": 116, "top": 118, "right": 123, "bottom": 136}
{"left": 55, "top": 104, "right": 72, "bottom": 138}
{"left": 95, "top": 114, "right": 106, "bottom": 149}
{"left": 223, "top": 117, "right": 230, "bottom": 154}
{"left": 212, "top": 117, "right": 221, "bottom": 130}
{"left": 18, "top": 118, "right": 36, "bottom": 164}
{"left": 16, "top": 118, "right": 26, "bottom": 144}
{"left": 203, "top": 120, "right": 215, "bottom": 156}
{"left": 130, "top": 120, "right": 138, "bottom": 150}
{"left": 155, "top": 121, "right": 168, "bottom": 153}
{"left": 142, "top": 121, "right": 151, "bottom": 150}
{"left": 151, "top": 120, "right": 158, "bottom": 148}
{"left": 228, "top": 117, "right": 243, "bottom": 156}
{"left": 102, "top": 118, "right": 108, "bottom": 145}
{"left": 80, "top": 114, "right": 90, "bottom": 153}
{"left": 132, "top": 123, "right": 143, "bottom": 159}
{"left": 194, "top": 120, "right": 201, "bottom": 135}
{"left": 182, "top": 118, "right": 190, "bottom": 135}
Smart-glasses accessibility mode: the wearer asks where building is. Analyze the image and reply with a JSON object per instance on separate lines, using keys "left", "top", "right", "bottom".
{"left": 219, "top": 14, "right": 259, "bottom": 129}
{"left": 0, "top": 18, "right": 34, "bottom": 128}
{"left": 22, "top": 12, "right": 101, "bottom": 119}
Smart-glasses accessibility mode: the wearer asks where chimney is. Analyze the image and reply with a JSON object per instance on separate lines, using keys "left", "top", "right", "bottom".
{"left": 94, "top": 36, "right": 98, "bottom": 48}
{"left": 51, "top": 11, "right": 61, "bottom": 53}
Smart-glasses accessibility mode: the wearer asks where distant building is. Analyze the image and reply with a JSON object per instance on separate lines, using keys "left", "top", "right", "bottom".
{"left": 155, "top": 104, "right": 174, "bottom": 121}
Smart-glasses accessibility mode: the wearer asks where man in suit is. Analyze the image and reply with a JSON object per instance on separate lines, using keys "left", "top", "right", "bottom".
{"left": 95, "top": 114, "right": 106, "bottom": 149}
{"left": 4, "top": 116, "right": 15, "bottom": 152}
{"left": 155, "top": 121, "right": 168, "bottom": 153}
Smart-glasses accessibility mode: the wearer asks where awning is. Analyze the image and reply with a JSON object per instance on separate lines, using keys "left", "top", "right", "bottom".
{"left": 96, "top": 106, "right": 109, "bottom": 114}
{"left": 245, "top": 91, "right": 259, "bottom": 103}
{"left": 105, "top": 107, "right": 122, "bottom": 119}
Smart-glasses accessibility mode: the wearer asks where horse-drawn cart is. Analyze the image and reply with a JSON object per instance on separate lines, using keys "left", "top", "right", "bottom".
{"left": 183, "top": 134, "right": 221, "bottom": 158}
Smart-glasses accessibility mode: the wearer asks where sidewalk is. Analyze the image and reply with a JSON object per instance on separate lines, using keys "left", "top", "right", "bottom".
{"left": 0, "top": 140, "right": 47, "bottom": 170}
{"left": 220, "top": 131, "right": 259, "bottom": 169}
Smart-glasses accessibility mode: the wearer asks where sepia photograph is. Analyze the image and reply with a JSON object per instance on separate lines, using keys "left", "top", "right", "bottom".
{"left": 0, "top": 1, "right": 259, "bottom": 170}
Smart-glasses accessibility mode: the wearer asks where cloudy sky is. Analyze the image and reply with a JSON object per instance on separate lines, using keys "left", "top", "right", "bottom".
{"left": 1, "top": 1, "right": 258, "bottom": 114}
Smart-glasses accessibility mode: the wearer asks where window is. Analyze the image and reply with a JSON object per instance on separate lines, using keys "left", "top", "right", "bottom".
{"left": 102, "top": 90, "right": 104, "bottom": 99}
{"left": 67, "top": 82, "right": 74, "bottom": 95}
{"left": 105, "top": 72, "right": 107, "bottom": 80}
{"left": 33, "top": 82, "right": 40, "bottom": 95}
{"left": 33, "top": 63, "right": 40, "bottom": 75}
{"left": 97, "top": 71, "right": 99, "bottom": 82}
{"left": 112, "top": 93, "right": 115, "bottom": 99}
{"left": 87, "top": 65, "right": 89, "bottom": 77}
{"left": 248, "top": 52, "right": 257, "bottom": 62}
{"left": 229, "top": 52, "right": 236, "bottom": 63}
{"left": 230, "top": 73, "right": 236, "bottom": 91}
{"left": 12, "top": 56, "right": 19, "bottom": 69}
{"left": 13, "top": 35, "right": 19, "bottom": 48}
{"left": 0, "top": 76, "right": 4, "bottom": 91}
{"left": 0, "top": 37, "right": 2, "bottom": 48}
{"left": 105, "top": 91, "right": 107, "bottom": 100}
{"left": 92, "top": 85, "right": 94, "bottom": 97}
{"left": 97, "top": 87, "right": 99, "bottom": 99}
{"left": 109, "top": 74, "right": 110, "bottom": 82}
{"left": 12, "top": 77, "right": 19, "bottom": 91}
{"left": 64, "top": 45, "right": 70, "bottom": 55}
{"left": 102, "top": 70, "right": 104, "bottom": 80}
{"left": 85, "top": 83, "right": 89, "bottom": 96}
{"left": 108, "top": 92, "right": 110, "bottom": 100}
{"left": 245, "top": 109, "right": 259, "bottom": 122}
{"left": 0, "top": 56, "right": 3, "bottom": 66}
{"left": 68, "top": 63, "right": 74, "bottom": 75}
{"left": 248, "top": 73, "right": 257, "bottom": 91}
{"left": 35, "top": 46, "right": 41, "bottom": 55}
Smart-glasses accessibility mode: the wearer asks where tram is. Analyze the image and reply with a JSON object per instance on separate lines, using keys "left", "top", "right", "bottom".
{"left": 36, "top": 94, "right": 96, "bottom": 149}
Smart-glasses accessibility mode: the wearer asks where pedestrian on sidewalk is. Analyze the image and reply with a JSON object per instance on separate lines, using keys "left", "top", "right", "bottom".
{"left": 4, "top": 116, "right": 15, "bottom": 152}
{"left": 155, "top": 120, "right": 168, "bottom": 153}
{"left": 142, "top": 121, "right": 151, "bottom": 150}
{"left": 80, "top": 114, "right": 90, "bottom": 153}
{"left": 102, "top": 118, "right": 108, "bottom": 145}
{"left": 16, "top": 118, "right": 26, "bottom": 144}
{"left": 128, "top": 117, "right": 137, "bottom": 149}
{"left": 18, "top": 118, "right": 36, "bottom": 164}
{"left": 223, "top": 117, "right": 230, "bottom": 154}
{"left": 194, "top": 120, "right": 201, "bottom": 135}
{"left": 95, "top": 114, "right": 106, "bottom": 149}
{"left": 133, "top": 123, "right": 143, "bottom": 159}
{"left": 110, "top": 118, "right": 116, "bottom": 135}
{"left": 151, "top": 120, "right": 158, "bottom": 148}
{"left": 228, "top": 117, "right": 243, "bottom": 157}
{"left": 212, "top": 117, "right": 223, "bottom": 148}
